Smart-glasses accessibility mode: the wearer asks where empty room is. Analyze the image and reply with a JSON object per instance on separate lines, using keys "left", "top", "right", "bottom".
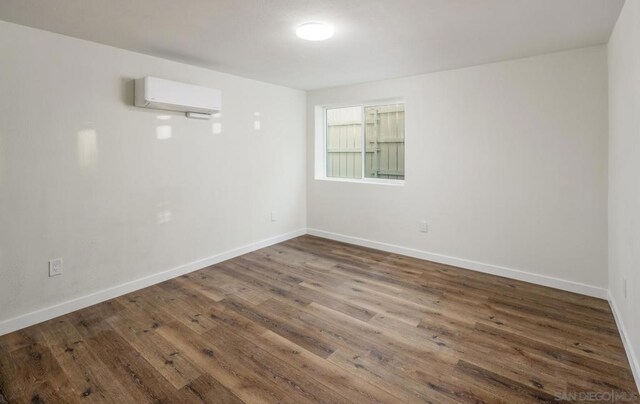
{"left": 0, "top": 0, "right": 639, "bottom": 402}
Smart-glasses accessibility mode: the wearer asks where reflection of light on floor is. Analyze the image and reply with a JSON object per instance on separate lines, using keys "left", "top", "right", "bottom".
{"left": 77, "top": 129, "right": 98, "bottom": 167}
{"left": 156, "top": 125, "right": 172, "bottom": 139}
{"left": 157, "top": 202, "right": 172, "bottom": 224}
{"left": 157, "top": 115, "right": 171, "bottom": 120}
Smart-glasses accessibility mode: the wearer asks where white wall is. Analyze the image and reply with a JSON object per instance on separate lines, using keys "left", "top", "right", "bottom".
{"left": 608, "top": 0, "right": 640, "bottom": 383}
{"left": 0, "top": 19, "right": 615, "bottom": 338}
{"left": 0, "top": 21, "right": 306, "bottom": 328}
{"left": 307, "top": 46, "right": 608, "bottom": 293}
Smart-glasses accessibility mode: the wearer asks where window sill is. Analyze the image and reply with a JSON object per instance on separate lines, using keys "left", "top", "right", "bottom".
{"left": 315, "top": 176, "right": 405, "bottom": 186}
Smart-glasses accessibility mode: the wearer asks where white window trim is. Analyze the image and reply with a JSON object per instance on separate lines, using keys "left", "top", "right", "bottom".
{"left": 314, "top": 98, "right": 405, "bottom": 186}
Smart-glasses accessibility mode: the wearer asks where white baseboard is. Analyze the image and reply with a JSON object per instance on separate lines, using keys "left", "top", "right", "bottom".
{"left": 311, "top": 228, "right": 638, "bottom": 390}
{"left": 0, "top": 229, "right": 306, "bottom": 336}
{"left": 0, "top": 227, "right": 610, "bottom": 337}
{"left": 608, "top": 293, "right": 640, "bottom": 391}
{"left": 307, "top": 228, "right": 608, "bottom": 299}
{"left": 2, "top": 226, "right": 636, "bottom": 392}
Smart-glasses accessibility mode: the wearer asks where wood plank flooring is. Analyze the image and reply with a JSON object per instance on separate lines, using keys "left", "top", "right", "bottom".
{"left": 0, "top": 235, "right": 637, "bottom": 403}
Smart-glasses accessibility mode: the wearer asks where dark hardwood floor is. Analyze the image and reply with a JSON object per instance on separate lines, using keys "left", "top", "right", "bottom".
{"left": 0, "top": 235, "right": 637, "bottom": 403}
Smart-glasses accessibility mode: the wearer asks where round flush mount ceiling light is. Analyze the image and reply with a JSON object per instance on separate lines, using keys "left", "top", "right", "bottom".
{"left": 296, "top": 22, "right": 334, "bottom": 41}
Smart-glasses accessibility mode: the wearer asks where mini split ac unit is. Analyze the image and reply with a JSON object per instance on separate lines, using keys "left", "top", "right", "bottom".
{"left": 134, "top": 76, "right": 221, "bottom": 119}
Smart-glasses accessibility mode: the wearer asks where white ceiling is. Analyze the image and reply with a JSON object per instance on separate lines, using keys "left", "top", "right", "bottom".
{"left": 0, "top": 0, "right": 624, "bottom": 90}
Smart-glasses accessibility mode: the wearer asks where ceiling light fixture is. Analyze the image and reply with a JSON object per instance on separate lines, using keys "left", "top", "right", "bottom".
{"left": 296, "top": 22, "right": 334, "bottom": 41}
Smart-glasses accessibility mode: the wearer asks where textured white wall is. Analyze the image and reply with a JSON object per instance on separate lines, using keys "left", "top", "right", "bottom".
{"left": 0, "top": 21, "right": 307, "bottom": 323}
{"left": 307, "top": 46, "right": 608, "bottom": 289}
{"left": 608, "top": 0, "right": 640, "bottom": 382}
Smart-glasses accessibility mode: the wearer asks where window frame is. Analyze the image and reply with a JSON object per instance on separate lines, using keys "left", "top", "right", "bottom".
{"left": 316, "top": 98, "right": 405, "bottom": 186}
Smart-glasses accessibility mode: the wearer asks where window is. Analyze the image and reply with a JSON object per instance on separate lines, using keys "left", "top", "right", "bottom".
{"left": 325, "top": 103, "right": 405, "bottom": 181}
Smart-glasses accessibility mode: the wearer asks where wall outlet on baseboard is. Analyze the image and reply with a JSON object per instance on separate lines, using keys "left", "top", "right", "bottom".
{"left": 49, "top": 258, "right": 63, "bottom": 277}
{"left": 419, "top": 220, "right": 428, "bottom": 233}
{"left": 271, "top": 210, "right": 278, "bottom": 222}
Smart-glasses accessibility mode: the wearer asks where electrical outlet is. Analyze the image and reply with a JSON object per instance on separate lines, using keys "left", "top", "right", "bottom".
{"left": 271, "top": 211, "right": 278, "bottom": 222}
{"left": 419, "top": 220, "right": 428, "bottom": 233}
{"left": 623, "top": 278, "right": 627, "bottom": 299}
{"left": 49, "top": 258, "right": 63, "bottom": 277}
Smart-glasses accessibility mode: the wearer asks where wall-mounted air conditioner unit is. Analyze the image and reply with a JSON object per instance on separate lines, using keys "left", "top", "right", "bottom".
{"left": 134, "top": 76, "right": 221, "bottom": 119}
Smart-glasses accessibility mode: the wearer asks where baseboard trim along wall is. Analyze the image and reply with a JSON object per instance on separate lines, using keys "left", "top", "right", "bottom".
{"left": 0, "top": 229, "right": 306, "bottom": 336}
{"left": 307, "top": 229, "right": 640, "bottom": 388}
{"left": 307, "top": 228, "right": 608, "bottom": 299}
{"left": 608, "top": 293, "right": 640, "bottom": 390}
{"left": 0, "top": 227, "right": 615, "bottom": 337}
